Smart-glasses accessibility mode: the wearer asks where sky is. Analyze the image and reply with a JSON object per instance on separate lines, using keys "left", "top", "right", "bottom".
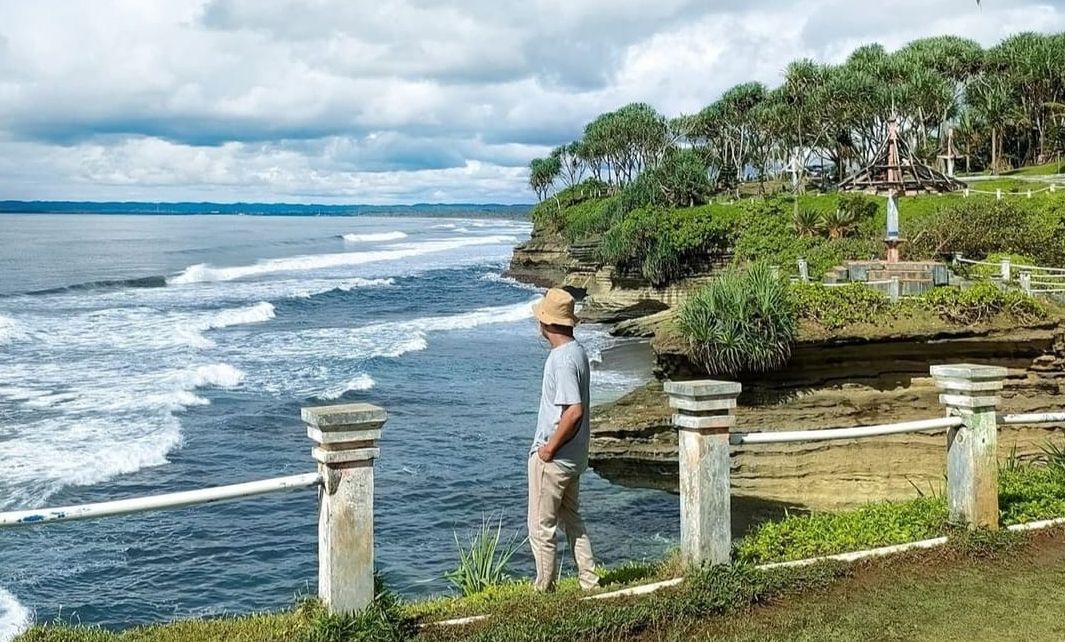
{"left": 0, "top": 0, "right": 1064, "bottom": 204}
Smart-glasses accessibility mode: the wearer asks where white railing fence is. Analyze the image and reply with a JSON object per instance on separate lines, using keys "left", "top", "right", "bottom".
{"left": 954, "top": 254, "right": 1065, "bottom": 295}
{"left": 0, "top": 402, "right": 386, "bottom": 615}
{"left": 3, "top": 364, "right": 1064, "bottom": 611}
{"left": 665, "top": 363, "right": 1065, "bottom": 565}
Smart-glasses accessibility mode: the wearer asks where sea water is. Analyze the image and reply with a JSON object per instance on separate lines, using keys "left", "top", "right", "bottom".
{"left": 0, "top": 214, "right": 677, "bottom": 637}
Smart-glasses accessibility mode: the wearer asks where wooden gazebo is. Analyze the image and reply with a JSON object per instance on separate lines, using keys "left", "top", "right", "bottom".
{"left": 838, "top": 118, "right": 966, "bottom": 195}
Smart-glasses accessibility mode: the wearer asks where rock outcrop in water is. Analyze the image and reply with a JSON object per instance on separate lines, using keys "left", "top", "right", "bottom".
{"left": 508, "top": 226, "right": 1065, "bottom": 511}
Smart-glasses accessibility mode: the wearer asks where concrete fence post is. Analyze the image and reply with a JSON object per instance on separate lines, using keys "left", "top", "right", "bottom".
{"left": 797, "top": 258, "right": 809, "bottom": 282}
{"left": 663, "top": 379, "right": 741, "bottom": 566}
{"left": 930, "top": 364, "right": 1007, "bottom": 530}
{"left": 996, "top": 188, "right": 1002, "bottom": 200}
{"left": 1000, "top": 257, "right": 1012, "bottom": 283}
{"left": 303, "top": 403, "right": 387, "bottom": 613}
{"left": 889, "top": 276, "right": 901, "bottom": 302}
{"left": 1027, "top": 189, "right": 1033, "bottom": 199}
{"left": 964, "top": 188, "right": 970, "bottom": 197}
{"left": 1020, "top": 271, "right": 1032, "bottom": 295}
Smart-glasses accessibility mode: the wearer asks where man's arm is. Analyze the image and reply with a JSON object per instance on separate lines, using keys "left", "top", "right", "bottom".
{"left": 538, "top": 402, "right": 584, "bottom": 462}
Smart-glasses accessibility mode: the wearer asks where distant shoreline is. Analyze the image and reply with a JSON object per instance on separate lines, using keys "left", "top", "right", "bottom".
{"left": 0, "top": 201, "right": 532, "bottom": 219}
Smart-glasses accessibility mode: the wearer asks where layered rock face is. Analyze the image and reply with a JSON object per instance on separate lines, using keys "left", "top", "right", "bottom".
{"left": 593, "top": 323, "right": 1065, "bottom": 510}
{"left": 506, "top": 233, "right": 726, "bottom": 323}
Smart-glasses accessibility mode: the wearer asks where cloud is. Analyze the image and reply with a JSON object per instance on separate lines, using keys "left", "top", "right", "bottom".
{"left": 0, "top": 0, "right": 1062, "bottom": 203}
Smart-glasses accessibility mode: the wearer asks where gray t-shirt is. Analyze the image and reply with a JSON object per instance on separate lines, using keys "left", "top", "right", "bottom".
{"left": 531, "top": 340, "right": 591, "bottom": 472}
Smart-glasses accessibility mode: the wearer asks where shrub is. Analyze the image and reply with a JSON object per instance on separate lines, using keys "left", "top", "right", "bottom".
{"left": 793, "top": 282, "right": 891, "bottom": 329}
{"left": 793, "top": 207, "right": 821, "bottom": 237}
{"left": 732, "top": 199, "right": 880, "bottom": 279}
{"left": 678, "top": 263, "right": 797, "bottom": 376}
{"left": 599, "top": 206, "right": 738, "bottom": 286}
{"left": 735, "top": 497, "right": 948, "bottom": 564}
{"left": 999, "top": 463, "right": 1065, "bottom": 525}
{"left": 920, "top": 282, "right": 1048, "bottom": 325}
{"left": 445, "top": 514, "right": 525, "bottom": 597}
{"left": 529, "top": 180, "right": 610, "bottom": 235}
{"left": 908, "top": 199, "right": 1065, "bottom": 265}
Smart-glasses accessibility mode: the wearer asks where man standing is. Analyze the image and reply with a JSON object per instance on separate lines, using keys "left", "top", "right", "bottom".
{"left": 528, "top": 288, "right": 599, "bottom": 592}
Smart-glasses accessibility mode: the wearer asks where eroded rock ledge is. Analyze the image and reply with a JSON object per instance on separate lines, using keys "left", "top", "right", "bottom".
{"left": 507, "top": 227, "right": 1065, "bottom": 512}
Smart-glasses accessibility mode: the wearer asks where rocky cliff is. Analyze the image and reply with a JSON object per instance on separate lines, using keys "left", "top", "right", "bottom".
{"left": 507, "top": 233, "right": 726, "bottom": 323}
{"left": 508, "top": 225, "right": 1065, "bottom": 512}
{"left": 593, "top": 322, "right": 1065, "bottom": 510}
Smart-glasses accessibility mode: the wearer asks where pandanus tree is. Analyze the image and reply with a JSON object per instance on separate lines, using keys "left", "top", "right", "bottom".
{"left": 966, "top": 73, "right": 1017, "bottom": 173}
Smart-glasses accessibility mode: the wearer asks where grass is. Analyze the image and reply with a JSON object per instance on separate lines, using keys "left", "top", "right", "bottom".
{"left": 1003, "top": 161, "right": 1065, "bottom": 176}
{"left": 661, "top": 529, "right": 1065, "bottom": 642}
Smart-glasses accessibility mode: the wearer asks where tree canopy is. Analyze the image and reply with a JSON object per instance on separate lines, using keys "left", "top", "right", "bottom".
{"left": 527, "top": 30, "right": 1065, "bottom": 201}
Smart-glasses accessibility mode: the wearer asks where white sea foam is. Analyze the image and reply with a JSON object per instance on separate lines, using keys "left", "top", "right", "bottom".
{"left": 0, "top": 361, "right": 245, "bottom": 510}
{"left": 318, "top": 374, "right": 376, "bottom": 400}
{"left": 0, "top": 587, "right": 31, "bottom": 642}
{"left": 172, "top": 302, "right": 276, "bottom": 349}
{"left": 342, "top": 231, "right": 408, "bottom": 243}
{"left": 290, "top": 277, "right": 394, "bottom": 299}
{"left": 480, "top": 272, "right": 543, "bottom": 292}
{"left": 168, "top": 236, "right": 516, "bottom": 285}
{"left": 0, "top": 314, "right": 28, "bottom": 346}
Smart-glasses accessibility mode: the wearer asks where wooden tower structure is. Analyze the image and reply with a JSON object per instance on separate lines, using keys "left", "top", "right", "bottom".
{"left": 839, "top": 117, "right": 966, "bottom": 195}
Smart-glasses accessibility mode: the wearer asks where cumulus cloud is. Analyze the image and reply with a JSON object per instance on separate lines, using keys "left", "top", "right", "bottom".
{"left": 0, "top": 0, "right": 1062, "bottom": 203}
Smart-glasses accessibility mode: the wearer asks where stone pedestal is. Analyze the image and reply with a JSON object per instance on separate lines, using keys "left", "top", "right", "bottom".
{"left": 303, "top": 403, "right": 387, "bottom": 613}
{"left": 885, "top": 238, "right": 905, "bottom": 264}
{"left": 663, "top": 380, "right": 741, "bottom": 566}
{"left": 930, "top": 364, "right": 1006, "bottom": 529}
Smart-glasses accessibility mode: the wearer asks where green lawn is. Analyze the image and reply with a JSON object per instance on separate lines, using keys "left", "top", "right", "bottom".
{"left": 661, "top": 529, "right": 1065, "bottom": 642}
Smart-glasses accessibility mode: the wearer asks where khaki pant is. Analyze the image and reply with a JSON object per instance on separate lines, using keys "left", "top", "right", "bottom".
{"left": 527, "top": 454, "right": 599, "bottom": 591}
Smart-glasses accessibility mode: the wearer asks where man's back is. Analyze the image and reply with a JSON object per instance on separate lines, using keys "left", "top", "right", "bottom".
{"left": 533, "top": 339, "right": 591, "bottom": 472}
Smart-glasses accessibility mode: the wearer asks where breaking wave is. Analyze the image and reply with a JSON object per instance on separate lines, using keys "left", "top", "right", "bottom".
{"left": 341, "top": 231, "right": 408, "bottom": 243}
{"left": 0, "top": 588, "right": 31, "bottom": 642}
{"left": 168, "top": 236, "right": 516, "bottom": 285}
{"left": 318, "top": 374, "right": 376, "bottom": 400}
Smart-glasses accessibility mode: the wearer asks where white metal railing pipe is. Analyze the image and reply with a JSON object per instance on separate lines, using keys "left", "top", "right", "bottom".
{"left": 0, "top": 472, "right": 321, "bottom": 528}
{"left": 1000, "top": 412, "right": 1065, "bottom": 425}
{"left": 730, "top": 416, "right": 962, "bottom": 445}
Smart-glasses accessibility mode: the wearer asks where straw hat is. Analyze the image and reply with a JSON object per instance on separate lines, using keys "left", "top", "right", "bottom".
{"left": 533, "top": 288, "right": 579, "bottom": 327}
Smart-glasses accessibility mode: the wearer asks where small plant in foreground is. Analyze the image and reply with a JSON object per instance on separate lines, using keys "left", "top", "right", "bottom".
{"left": 445, "top": 513, "right": 526, "bottom": 597}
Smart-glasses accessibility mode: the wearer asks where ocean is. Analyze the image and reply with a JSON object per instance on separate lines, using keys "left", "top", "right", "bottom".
{"left": 0, "top": 213, "right": 677, "bottom": 639}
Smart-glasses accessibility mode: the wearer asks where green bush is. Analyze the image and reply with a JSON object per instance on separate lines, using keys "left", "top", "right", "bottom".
{"left": 599, "top": 206, "right": 738, "bottom": 286}
{"left": 735, "top": 498, "right": 948, "bottom": 564}
{"left": 731, "top": 199, "right": 879, "bottom": 279}
{"left": 793, "top": 282, "right": 891, "bottom": 329}
{"left": 908, "top": 199, "right": 1065, "bottom": 265}
{"left": 678, "top": 263, "right": 797, "bottom": 376}
{"left": 999, "top": 465, "right": 1065, "bottom": 525}
{"left": 560, "top": 194, "right": 622, "bottom": 243}
{"left": 920, "top": 282, "right": 1048, "bottom": 325}
{"left": 529, "top": 180, "right": 610, "bottom": 235}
